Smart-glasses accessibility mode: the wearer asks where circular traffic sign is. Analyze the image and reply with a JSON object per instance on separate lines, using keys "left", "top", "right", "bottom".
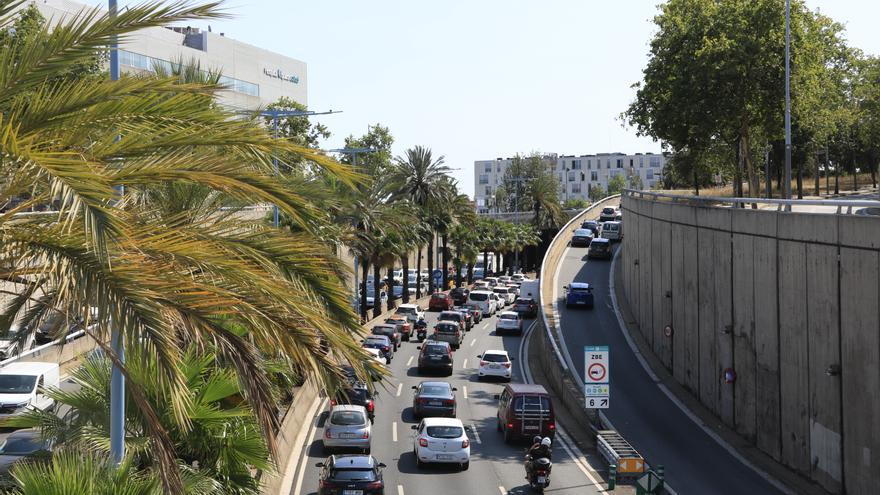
{"left": 588, "top": 363, "right": 607, "bottom": 382}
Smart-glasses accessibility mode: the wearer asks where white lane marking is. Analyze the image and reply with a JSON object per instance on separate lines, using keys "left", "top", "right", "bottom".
{"left": 470, "top": 423, "right": 482, "bottom": 444}
{"left": 396, "top": 383, "right": 402, "bottom": 397}
{"left": 292, "top": 397, "right": 327, "bottom": 495}
{"left": 469, "top": 338, "right": 476, "bottom": 347}
{"left": 398, "top": 485, "right": 405, "bottom": 495}
{"left": 482, "top": 322, "right": 489, "bottom": 330}
{"left": 462, "top": 385, "right": 468, "bottom": 399}
{"left": 392, "top": 421, "right": 398, "bottom": 442}
{"left": 498, "top": 487, "right": 507, "bottom": 495}
{"left": 607, "top": 248, "right": 791, "bottom": 495}
{"left": 462, "top": 358, "right": 468, "bottom": 369}
{"left": 406, "top": 355, "right": 413, "bottom": 366}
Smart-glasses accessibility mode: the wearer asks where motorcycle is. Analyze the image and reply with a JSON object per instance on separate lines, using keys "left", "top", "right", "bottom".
{"left": 526, "top": 457, "right": 552, "bottom": 493}
{"left": 415, "top": 318, "right": 428, "bottom": 341}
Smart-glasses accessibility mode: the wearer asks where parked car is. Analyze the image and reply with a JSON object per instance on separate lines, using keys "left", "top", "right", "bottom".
{"left": 587, "top": 237, "right": 612, "bottom": 259}
{"left": 322, "top": 405, "right": 372, "bottom": 454}
{"left": 417, "top": 340, "right": 454, "bottom": 375}
{"left": 384, "top": 316, "right": 412, "bottom": 341}
{"left": 412, "top": 417, "right": 470, "bottom": 470}
{"left": 0, "top": 429, "right": 52, "bottom": 475}
{"left": 459, "top": 304, "right": 483, "bottom": 323}
{"left": 564, "top": 282, "right": 594, "bottom": 309}
{"left": 438, "top": 310, "right": 468, "bottom": 332}
{"left": 0, "top": 362, "right": 59, "bottom": 419}
{"left": 432, "top": 321, "right": 463, "bottom": 349}
{"left": 466, "top": 290, "right": 497, "bottom": 316}
{"left": 394, "top": 304, "right": 425, "bottom": 325}
{"left": 449, "top": 287, "right": 470, "bottom": 306}
{"left": 601, "top": 220, "right": 623, "bottom": 241}
{"left": 495, "top": 311, "right": 523, "bottom": 336}
{"left": 412, "top": 381, "right": 457, "bottom": 418}
{"left": 496, "top": 383, "right": 555, "bottom": 443}
{"left": 315, "top": 455, "right": 386, "bottom": 495}
{"left": 492, "top": 287, "right": 515, "bottom": 306}
{"left": 371, "top": 324, "right": 401, "bottom": 351}
{"left": 512, "top": 297, "right": 538, "bottom": 318}
{"left": 428, "top": 292, "right": 454, "bottom": 311}
{"left": 569, "top": 228, "right": 594, "bottom": 247}
{"left": 599, "top": 206, "right": 619, "bottom": 222}
{"left": 478, "top": 350, "right": 513, "bottom": 381}
{"left": 330, "top": 383, "right": 376, "bottom": 423}
{"left": 581, "top": 220, "right": 600, "bottom": 236}
{"left": 361, "top": 335, "right": 393, "bottom": 364}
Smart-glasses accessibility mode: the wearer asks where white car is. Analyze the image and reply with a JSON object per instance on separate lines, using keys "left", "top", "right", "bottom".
{"left": 601, "top": 221, "right": 623, "bottom": 241}
{"left": 472, "top": 281, "right": 490, "bottom": 291}
{"left": 511, "top": 273, "right": 525, "bottom": 283}
{"left": 495, "top": 311, "right": 523, "bottom": 335}
{"left": 395, "top": 303, "right": 425, "bottom": 324}
{"left": 493, "top": 287, "right": 515, "bottom": 306}
{"left": 364, "top": 348, "right": 387, "bottom": 367}
{"left": 483, "top": 277, "right": 500, "bottom": 288}
{"left": 477, "top": 349, "right": 513, "bottom": 381}
{"left": 412, "top": 417, "right": 470, "bottom": 470}
{"left": 466, "top": 290, "right": 497, "bottom": 316}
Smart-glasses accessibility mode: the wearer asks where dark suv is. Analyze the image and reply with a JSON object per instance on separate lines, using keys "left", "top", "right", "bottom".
{"left": 330, "top": 383, "right": 377, "bottom": 423}
{"left": 316, "top": 455, "right": 386, "bottom": 495}
{"left": 417, "top": 340, "right": 453, "bottom": 375}
{"left": 449, "top": 287, "right": 470, "bottom": 305}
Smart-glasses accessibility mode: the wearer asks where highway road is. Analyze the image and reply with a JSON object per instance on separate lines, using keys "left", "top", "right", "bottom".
{"left": 290, "top": 305, "right": 603, "bottom": 495}
{"left": 554, "top": 240, "right": 785, "bottom": 494}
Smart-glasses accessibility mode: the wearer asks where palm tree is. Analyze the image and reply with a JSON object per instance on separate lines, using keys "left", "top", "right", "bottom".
{"left": 530, "top": 174, "right": 565, "bottom": 230}
{"left": 411, "top": 220, "right": 432, "bottom": 299}
{"left": 0, "top": 4, "right": 368, "bottom": 491}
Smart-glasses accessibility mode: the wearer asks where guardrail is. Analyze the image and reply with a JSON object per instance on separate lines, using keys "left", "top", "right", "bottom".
{"left": 624, "top": 188, "right": 880, "bottom": 213}
{"left": 0, "top": 329, "right": 89, "bottom": 368}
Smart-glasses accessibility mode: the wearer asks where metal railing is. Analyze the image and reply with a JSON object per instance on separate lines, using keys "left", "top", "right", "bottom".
{"left": 0, "top": 329, "right": 89, "bottom": 368}
{"left": 624, "top": 188, "right": 880, "bottom": 213}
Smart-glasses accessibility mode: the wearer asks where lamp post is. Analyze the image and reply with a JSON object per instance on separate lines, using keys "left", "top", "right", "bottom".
{"left": 784, "top": 0, "right": 792, "bottom": 203}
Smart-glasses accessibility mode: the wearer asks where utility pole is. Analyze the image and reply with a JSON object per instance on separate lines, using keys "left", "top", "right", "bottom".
{"left": 784, "top": 0, "right": 793, "bottom": 203}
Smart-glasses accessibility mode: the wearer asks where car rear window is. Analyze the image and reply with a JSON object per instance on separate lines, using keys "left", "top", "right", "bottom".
{"left": 499, "top": 313, "right": 518, "bottom": 320}
{"left": 395, "top": 307, "right": 415, "bottom": 315}
{"left": 604, "top": 224, "right": 619, "bottom": 231}
{"left": 424, "top": 345, "right": 448, "bottom": 355}
{"left": 372, "top": 327, "right": 393, "bottom": 336}
{"left": 571, "top": 287, "right": 591, "bottom": 293}
{"left": 439, "top": 313, "right": 461, "bottom": 321}
{"left": 482, "top": 353, "right": 508, "bottom": 363}
{"left": 469, "top": 293, "right": 488, "bottom": 301}
{"left": 513, "top": 395, "right": 551, "bottom": 411}
{"left": 330, "top": 410, "right": 366, "bottom": 426}
{"left": 420, "top": 385, "right": 450, "bottom": 395}
{"left": 515, "top": 299, "right": 533, "bottom": 305}
{"left": 433, "top": 293, "right": 448, "bottom": 299}
{"left": 337, "top": 388, "right": 368, "bottom": 402}
{"left": 329, "top": 469, "right": 377, "bottom": 482}
{"left": 493, "top": 288, "right": 509, "bottom": 294}
{"left": 426, "top": 426, "right": 463, "bottom": 439}
{"left": 435, "top": 324, "right": 458, "bottom": 334}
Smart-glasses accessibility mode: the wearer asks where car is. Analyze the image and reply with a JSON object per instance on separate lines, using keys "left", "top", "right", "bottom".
{"left": 428, "top": 292, "right": 454, "bottom": 311}
{"left": 315, "top": 454, "right": 386, "bottom": 495}
{"left": 569, "top": 228, "right": 594, "bottom": 247}
{"left": 452, "top": 306, "right": 474, "bottom": 329}
{"left": 362, "top": 335, "right": 393, "bottom": 363}
{"left": 477, "top": 350, "right": 513, "bottom": 381}
{"left": 599, "top": 206, "right": 618, "bottom": 222}
{"left": 0, "top": 429, "right": 52, "bottom": 475}
{"left": 361, "top": 290, "right": 387, "bottom": 309}
{"left": 466, "top": 290, "right": 497, "bottom": 316}
{"left": 512, "top": 297, "right": 538, "bottom": 318}
{"left": 492, "top": 287, "right": 515, "bottom": 306}
{"left": 505, "top": 283, "right": 520, "bottom": 298}
{"left": 0, "top": 362, "right": 60, "bottom": 419}
{"left": 581, "top": 220, "right": 600, "bottom": 236}
{"left": 511, "top": 273, "right": 526, "bottom": 283}
{"left": 564, "top": 282, "right": 594, "bottom": 309}
{"left": 449, "top": 287, "right": 470, "bottom": 306}
{"left": 495, "top": 311, "right": 523, "bottom": 335}
{"left": 472, "top": 281, "right": 490, "bottom": 291}
{"left": 459, "top": 304, "right": 483, "bottom": 323}
{"left": 384, "top": 316, "right": 412, "bottom": 341}
{"left": 587, "top": 237, "right": 612, "bottom": 259}
{"left": 496, "top": 383, "right": 555, "bottom": 443}
{"left": 431, "top": 321, "right": 463, "bottom": 349}
{"left": 394, "top": 304, "right": 425, "bottom": 325}
{"left": 601, "top": 220, "right": 623, "bottom": 242}
{"left": 370, "top": 324, "right": 401, "bottom": 351}
{"left": 330, "top": 383, "right": 377, "bottom": 423}
{"left": 412, "top": 381, "right": 457, "bottom": 418}
{"left": 417, "top": 340, "right": 454, "bottom": 375}
{"left": 361, "top": 349, "right": 387, "bottom": 379}
{"left": 498, "top": 276, "right": 512, "bottom": 285}
{"left": 438, "top": 310, "right": 468, "bottom": 332}
{"left": 322, "top": 405, "right": 372, "bottom": 454}
{"left": 412, "top": 417, "right": 470, "bottom": 470}
{"left": 483, "top": 277, "right": 500, "bottom": 288}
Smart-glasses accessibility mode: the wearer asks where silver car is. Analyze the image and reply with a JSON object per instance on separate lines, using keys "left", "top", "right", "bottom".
{"left": 322, "top": 405, "right": 372, "bottom": 454}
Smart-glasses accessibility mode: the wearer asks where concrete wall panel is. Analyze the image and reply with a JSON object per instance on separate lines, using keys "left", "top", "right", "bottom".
{"left": 681, "top": 224, "right": 700, "bottom": 394}
{"left": 753, "top": 236, "right": 781, "bottom": 461}
{"left": 651, "top": 218, "right": 664, "bottom": 354}
{"left": 671, "top": 223, "right": 686, "bottom": 384}
{"left": 777, "top": 212, "right": 837, "bottom": 244}
{"left": 659, "top": 219, "right": 673, "bottom": 370}
{"left": 697, "top": 225, "right": 719, "bottom": 415}
{"left": 714, "top": 230, "right": 735, "bottom": 427}
{"left": 732, "top": 233, "right": 757, "bottom": 443}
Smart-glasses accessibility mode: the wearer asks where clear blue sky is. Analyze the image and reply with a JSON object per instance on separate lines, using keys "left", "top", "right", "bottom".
{"left": 121, "top": 0, "right": 880, "bottom": 198}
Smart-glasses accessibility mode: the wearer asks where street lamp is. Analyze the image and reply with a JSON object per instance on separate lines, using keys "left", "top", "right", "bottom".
{"left": 784, "top": 0, "right": 792, "bottom": 202}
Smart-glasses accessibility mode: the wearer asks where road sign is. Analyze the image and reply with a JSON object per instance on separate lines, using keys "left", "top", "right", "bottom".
{"left": 584, "top": 346, "right": 609, "bottom": 384}
{"left": 586, "top": 396, "right": 609, "bottom": 408}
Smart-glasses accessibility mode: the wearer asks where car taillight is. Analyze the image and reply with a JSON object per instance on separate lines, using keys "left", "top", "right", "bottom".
{"left": 319, "top": 480, "right": 337, "bottom": 489}
{"left": 419, "top": 438, "right": 428, "bottom": 447}
{"left": 462, "top": 439, "right": 470, "bottom": 448}
{"left": 507, "top": 423, "right": 514, "bottom": 429}
{"left": 329, "top": 399, "right": 337, "bottom": 407}
{"left": 367, "top": 400, "right": 374, "bottom": 412}
{"left": 536, "top": 469, "right": 548, "bottom": 475}
{"left": 383, "top": 346, "right": 390, "bottom": 352}
{"left": 502, "top": 362, "right": 511, "bottom": 368}
{"left": 418, "top": 398, "right": 428, "bottom": 405}
{"left": 362, "top": 431, "right": 370, "bottom": 439}
{"left": 548, "top": 423, "right": 556, "bottom": 430}
{"left": 444, "top": 399, "right": 454, "bottom": 405}
{"left": 365, "top": 481, "right": 383, "bottom": 489}
{"left": 480, "top": 360, "right": 488, "bottom": 366}
{"left": 324, "top": 429, "right": 332, "bottom": 439}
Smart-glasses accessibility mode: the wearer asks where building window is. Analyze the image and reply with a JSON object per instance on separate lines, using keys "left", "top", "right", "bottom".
{"left": 591, "top": 171, "right": 598, "bottom": 181}
{"left": 587, "top": 160, "right": 592, "bottom": 170}
{"left": 479, "top": 174, "right": 489, "bottom": 184}
{"left": 616, "top": 159, "right": 623, "bottom": 168}
{"left": 650, "top": 157, "right": 661, "bottom": 168}
{"left": 571, "top": 160, "right": 582, "bottom": 170}
{"left": 646, "top": 169, "right": 654, "bottom": 180}
{"left": 484, "top": 163, "right": 492, "bottom": 173}
{"left": 571, "top": 183, "right": 581, "bottom": 194}
{"left": 567, "top": 171, "right": 576, "bottom": 181}
{"left": 119, "top": 50, "right": 259, "bottom": 96}
{"left": 640, "top": 157, "right": 644, "bottom": 168}
{"left": 484, "top": 186, "right": 492, "bottom": 196}
{"left": 606, "top": 159, "right": 611, "bottom": 169}
{"left": 497, "top": 164, "right": 501, "bottom": 172}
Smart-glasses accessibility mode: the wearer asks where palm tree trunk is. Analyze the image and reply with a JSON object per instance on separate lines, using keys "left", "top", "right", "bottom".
{"left": 441, "top": 234, "right": 449, "bottom": 289}
{"left": 482, "top": 248, "right": 488, "bottom": 278}
{"left": 401, "top": 255, "right": 410, "bottom": 304}
{"left": 427, "top": 237, "right": 435, "bottom": 294}
{"left": 467, "top": 263, "right": 474, "bottom": 284}
{"left": 415, "top": 245, "right": 423, "bottom": 299}
{"left": 372, "top": 264, "right": 382, "bottom": 319}
{"left": 455, "top": 248, "right": 462, "bottom": 288}
{"left": 360, "top": 260, "right": 369, "bottom": 322}
{"left": 495, "top": 252, "right": 501, "bottom": 276}
{"left": 387, "top": 265, "right": 396, "bottom": 311}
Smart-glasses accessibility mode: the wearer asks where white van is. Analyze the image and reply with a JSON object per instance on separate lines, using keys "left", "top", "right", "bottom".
{"left": 467, "top": 290, "right": 498, "bottom": 316}
{"left": 0, "top": 362, "right": 59, "bottom": 418}
{"left": 519, "top": 279, "right": 540, "bottom": 301}
{"left": 601, "top": 221, "right": 623, "bottom": 242}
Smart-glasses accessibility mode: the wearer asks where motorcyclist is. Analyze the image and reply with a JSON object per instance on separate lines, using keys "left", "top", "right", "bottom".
{"left": 415, "top": 317, "right": 428, "bottom": 339}
{"left": 525, "top": 436, "right": 552, "bottom": 480}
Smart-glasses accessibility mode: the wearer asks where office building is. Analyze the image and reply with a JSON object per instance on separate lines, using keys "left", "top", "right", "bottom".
{"left": 473, "top": 152, "right": 666, "bottom": 213}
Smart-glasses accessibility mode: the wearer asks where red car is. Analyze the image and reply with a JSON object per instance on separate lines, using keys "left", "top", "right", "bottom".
{"left": 428, "top": 292, "right": 454, "bottom": 311}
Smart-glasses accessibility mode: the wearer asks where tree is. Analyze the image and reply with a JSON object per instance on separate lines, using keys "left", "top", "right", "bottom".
{"left": 497, "top": 154, "right": 564, "bottom": 230}
{"left": 588, "top": 184, "right": 607, "bottom": 203}
{"left": 563, "top": 198, "right": 589, "bottom": 210}
{"left": 607, "top": 174, "right": 627, "bottom": 195}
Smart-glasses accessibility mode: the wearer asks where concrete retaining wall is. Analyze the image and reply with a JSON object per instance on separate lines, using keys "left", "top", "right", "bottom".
{"left": 620, "top": 195, "right": 880, "bottom": 495}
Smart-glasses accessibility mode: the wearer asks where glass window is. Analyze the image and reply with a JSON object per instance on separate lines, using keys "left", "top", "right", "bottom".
{"left": 650, "top": 157, "right": 661, "bottom": 168}
{"left": 587, "top": 160, "right": 592, "bottom": 170}
{"left": 482, "top": 353, "right": 509, "bottom": 362}
{"left": 572, "top": 160, "right": 582, "bottom": 170}
{"left": 567, "top": 171, "right": 575, "bottom": 181}
{"left": 647, "top": 169, "right": 654, "bottom": 180}
{"left": 120, "top": 50, "right": 259, "bottom": 96}
{"left": 479, "top": 174, "right": 489, "bottom": 184}
{"left": 616, "top": 159, "right": 623, "bottom": 168}
{"left": 0, "top": 375, "right": 36, "bottom": 394}
{"left": 485, "top": 186, "right": 492, "bottom": 196}
{"left": 572, "top": 183, "right": 581, "bottom": 193}
{"left": 606, "top": 159, "right": 611, "bottom": 169}
{"left": 484, "top": 163, "right": 492, "bottom": 173}
{"left": 329, "top": 410, "right": 366, "bottom": 426}
{"left": 426, "top": 426, "right": 463, "bottom": 439}
{"left": 591, "top": 171, "right": 598, "bottom": 181}
{"left": 640, "top": 157, "right": 644, "bottom": 168}
{"left": 329, "top": 469, "right": 377, "bottom": 482}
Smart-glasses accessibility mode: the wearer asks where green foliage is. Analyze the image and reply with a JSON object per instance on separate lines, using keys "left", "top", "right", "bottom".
{"left": 495, "top": 154, "right": 564, "bottom": 229}
{"left": 562, "top": 198, "right": 589, "bottom": 210}
{"left": 606, "top": 174, "right": 627, "bottom": 195}
{"left": 341, "top": 124, "right": 394, "bottom": 176}
{"left": 588, "top": 184, "right": 607, "bottom": 203}
{"left": 265, "top": 97, "right": 331, "bottom": 149}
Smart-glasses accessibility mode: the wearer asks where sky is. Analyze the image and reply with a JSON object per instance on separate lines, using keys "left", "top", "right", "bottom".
{"left": 117, "top": 0, "right": 880, "bottom": 198}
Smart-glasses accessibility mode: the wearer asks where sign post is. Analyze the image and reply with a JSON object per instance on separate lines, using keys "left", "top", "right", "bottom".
{"left": 585, "top": 345, "right": 610, "bottom": 409}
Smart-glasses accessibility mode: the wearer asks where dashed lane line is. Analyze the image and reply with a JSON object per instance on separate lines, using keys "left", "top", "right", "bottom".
{"left": 392, "top": 421, "right": 398, "bottom": 442}
{"left": 462, "top": 385, "right": 468, "bottom": 399}
{"left": 470, "top": 423, "right": 482, "bottom": 444}
{"left": 406, "top": 355, "right": 413, "bottom": 366}
{"left": 462, "top": 358, "right": 468, "bottom": 369}
{"left": 396, "top": 383, "right": 402, "bottom": 397}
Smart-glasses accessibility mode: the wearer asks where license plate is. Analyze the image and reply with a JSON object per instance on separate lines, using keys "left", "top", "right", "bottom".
{"left": 490, "top": 364, "right": 500, "bottom": 369}
{"left": 537, "top": 476, "right": 547, "bottom": 484}
{"left": 430, "top": 356, "right": 440, "bottom": 360}
{"left": 429, "top": 401, "right": 442, "bottom": 406}
{"left": 523, "top": 422, "right": 540, "bottom": 431}
{"left": 436, "top": 454, "right": 453, "bottom": 460}
{"left": 343, "top": 491, "right": 363, "bottom": 495}
{"left": 340, "top": 433, "right": 357, "bottom": 438}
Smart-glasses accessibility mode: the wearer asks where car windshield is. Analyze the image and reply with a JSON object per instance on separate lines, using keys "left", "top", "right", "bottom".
{"left": 482, "top": 353, "right": 508, "bottom": 363}
{"left": 0, "top": 375, "right": 36, "bottom": 394}
{"left": 330, "top": 410, "right": 366, "bottom": 426}
{"left": 424, "top": 345, "right": 448, "bottom": 355}
{"left": 469, "top": 293, "right": 488, "bottom": 301}
{"left": 0, "top": 435, "right": 43, "bottom": 455}
{"left": 426, "top": 426, "right": 463, "bottom": 439}
{"left": 329, "top": 468, "right": 377, "bottom": 482}
{"left": 396, "top": 307, "right": 415, "bottom": 315}
{"left": 420, "top": 385, "right": 450, "bottom": 395}
{"left": 500, "top": 313, "right": 518, "bottom": 320}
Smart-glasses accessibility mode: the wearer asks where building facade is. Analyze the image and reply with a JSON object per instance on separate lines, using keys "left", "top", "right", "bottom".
{"left": 473, "top": 152, "right": 666, "bottom": 213}
{"left": 31, "top": 0, "right": 307, "bottom": 110}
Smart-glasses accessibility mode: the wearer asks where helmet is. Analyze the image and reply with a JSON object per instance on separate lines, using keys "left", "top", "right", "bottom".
{"left": 533, "top": 436, "right": 542, "bottom": 445}
{"left": 541, "top": 437, "right": 552, "bottom": 447}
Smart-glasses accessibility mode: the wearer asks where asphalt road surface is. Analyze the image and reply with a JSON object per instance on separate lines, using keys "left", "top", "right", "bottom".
{"left": 555, "top": 240, "right": 785, "bottom": 494}
{"left": 291, "top": 304, "right": 603, "bottom": 495}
